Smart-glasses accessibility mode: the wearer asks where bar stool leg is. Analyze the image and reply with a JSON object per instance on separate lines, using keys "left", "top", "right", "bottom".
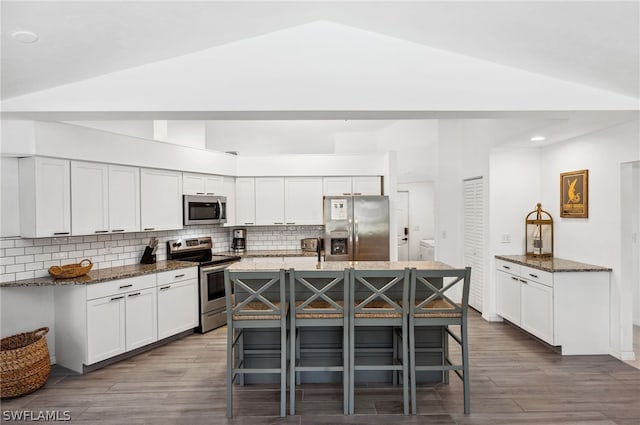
{"left": 343, "top": 319, "right": 349, "bottom": 415}
{"left": 280, "top": 320, "right": 287, "bottom": 417}
{"left": 238, "top": 331, "right": 245, "bottom": 386}
{"left": 442, "top": 327, "right": 449, "bottom": 384}
{"left": 290, "top": 322, "right": 296, "bottom": 415}
{"left": 402, "top": 317, "right": 409, "bottom": 415}
{"left": 348, "top": 316, "right": 355, "bottom": 414}
{"left": 226, "top": 324, "right": 234, "bottom": 418}
{"left": 462, "top": 320, "right": 470, "bottom": 415}
{"left": 409, "top": 315, "right": 417, "bottom": 415}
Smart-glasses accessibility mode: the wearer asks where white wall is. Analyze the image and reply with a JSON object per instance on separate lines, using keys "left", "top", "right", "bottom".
{"left": 1, "top": 120, "right": 36, "bottom": 155}
{"left": 540, "top": 120, "right": 639, "bottom": 360}
{"left": 64, "top": 120, "right": 155, "bottom": 140}
{"left": 634, "top": 164, "right": 640, "bottom": 326}
{"left": 397, "top": 181, "right": 435, "bottom": 260}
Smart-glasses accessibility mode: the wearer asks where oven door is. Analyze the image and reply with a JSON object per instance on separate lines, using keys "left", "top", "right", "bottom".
{"left": 199, "top": 263, "right": 230, "bottom": 314}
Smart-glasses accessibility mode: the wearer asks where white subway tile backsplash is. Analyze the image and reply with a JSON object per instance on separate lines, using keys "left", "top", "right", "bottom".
{"left": 14, "top": 239, "right": 34, "bottom": 248}
{"left": 15, "top": 271, "right": 35, "bottom": 280}
{"left": 15, "top": 255, "right": 35, "bottom": 264}
{"left": 6, "top": 264, "right": 25, "bottom": 273}
{"left": 0, "top": 240, "right": 15, "bottom": 249}
{"left": 51, "top": 252, "right": 68, "bottom": 260}
{"left": 1, "top": 225, "right": 322, "bottom": 283}
{"left": 25, "top": 246, "right": 44, "bottom": 255}
{"left": 6, "top": 248, "right": 25, "bottom": 256}
{"left": 35, "top": 253, "right": 52, "bottom": 262}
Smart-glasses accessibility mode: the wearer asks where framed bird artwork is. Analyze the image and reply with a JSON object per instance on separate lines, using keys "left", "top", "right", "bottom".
{"left": 560, "top": 169, "right": 588, "bottom": 218}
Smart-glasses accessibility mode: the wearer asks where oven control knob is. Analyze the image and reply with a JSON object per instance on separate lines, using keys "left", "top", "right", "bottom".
{"left": 173, "top": 242, "right": 182, "bottom": 248}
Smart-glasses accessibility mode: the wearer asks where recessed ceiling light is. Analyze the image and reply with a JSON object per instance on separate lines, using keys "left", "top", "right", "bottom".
{"left": 530, "top": 136, "right": 546, "bottom": 142}
{"left": 11, "top": 30, "right": 39, "bottom": 44}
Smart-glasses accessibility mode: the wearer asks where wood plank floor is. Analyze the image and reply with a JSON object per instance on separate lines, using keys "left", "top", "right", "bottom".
{"left": 2, "top": 310, "right": 639, "bottom": 424}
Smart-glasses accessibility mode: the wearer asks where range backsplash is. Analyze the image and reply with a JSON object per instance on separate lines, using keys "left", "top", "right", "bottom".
{"left": 0, "top": 225, "right": 323, "bottom": 283}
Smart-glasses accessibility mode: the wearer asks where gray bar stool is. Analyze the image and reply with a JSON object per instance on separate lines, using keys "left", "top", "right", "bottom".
{"left": 224, "top": 269, "right": 288, "bottom": 417}
{"left": 289, "top": 269, "right": 349, "bottom": 415}
{"left": 349, "top": 268, "right": 410, "bottom": 415}
{"left": 408, "top": 267, "right": 471, "bottom": 415}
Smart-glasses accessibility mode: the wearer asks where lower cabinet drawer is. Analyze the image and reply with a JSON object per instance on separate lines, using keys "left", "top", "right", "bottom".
{"left": 86, "top": 274, "right": 156, "bottom": 300}
{"left": 520, "top": 265, "right": 553, "bottom": 287}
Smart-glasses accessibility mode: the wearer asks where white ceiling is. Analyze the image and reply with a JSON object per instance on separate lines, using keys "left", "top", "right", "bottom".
{"left": 2, "top": 1, "right": 638, "bottom": 100}
{"left": 1, "top": 1, "right": 638, "bottom": 159}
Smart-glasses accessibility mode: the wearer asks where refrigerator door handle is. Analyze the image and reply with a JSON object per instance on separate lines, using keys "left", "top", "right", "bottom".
{"left": 348, "top": 218, "right": 354, "bottom": 260}
{"left": 354, "top": 218, "right": 359, "bottom": 260}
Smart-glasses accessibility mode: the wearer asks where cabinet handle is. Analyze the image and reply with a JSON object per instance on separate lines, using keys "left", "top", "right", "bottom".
{"left": 342, "top": 193, "right": 352, "bottom": 195}
{"left": 110, "top": 296, "right": 124, "bottom": 301}
{"left": 529, "top": 273, "right": 539, "bottom": 279}
{"left": 128, "top": 292, "right": 141, "bottom": 297}
{"left": 244, "top": 222, "right": 254, "bottom": 225}
{"left": 112, "top": 229, "right": 125, "bottom": 232}
{"left": 174, "top": 274, "right": 185, "bottom": 279}
{"left": 196, "top": 192, "right": 205, "bottom": 195}
{"left": 274, "top": 222, "right": 283, "bottom": 225}
{"left": 286, "top": 222, "right": 295, "bottom": 225}
{"left": 511, "top": 276, "right": 519, "bottom": 281}
{"left": 520, "top": 279, "right": 527, "bottom": 283}
{"left": 119, "top": 284, "right": 133, "bottom": 289}
{"left": 353, "top": 192, "right": 362, "bottom": 195}
{"left": 206, "top": 192, "right": 215, "bottom": 195}
{"left": 159, "top": 285, "right": 171, "bottom": 290}
{"left": 502, "top": 265, "right": 511, "bottom": 270}
{"left": 143, "top": 228, "right": 155, "bottom": 231}
{"left": 95, "top": 230, "right": 108, "bottom": 234}
{"left": 53, "top": 232, "right": 70, "bottom": 235}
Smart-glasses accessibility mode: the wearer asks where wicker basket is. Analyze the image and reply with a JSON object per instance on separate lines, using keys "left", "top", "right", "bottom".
{"left": 48, "top": 258, "right": 93, "bottom": 279}
{"left": 1, "top": 327, "right": 51, "bottom": 398}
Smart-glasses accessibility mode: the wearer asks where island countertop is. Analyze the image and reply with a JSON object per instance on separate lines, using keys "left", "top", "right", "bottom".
{"left": 495, "top": 255, "right": 612, "bottom": 273}
{"left": 0, "top": 260, "right": 196, "bottom": 288}
{"left": 230, "top": 249, "right": 318, "bottom": 258}
{"left": 228, "top": 259, "right": 454, "bottom": 272}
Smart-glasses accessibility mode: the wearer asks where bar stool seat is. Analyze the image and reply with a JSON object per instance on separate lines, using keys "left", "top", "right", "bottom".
{"left": 289, "top": 269, "right": 349, "bottom": 415}
{"left": 225, "top": 269, "right": 288, "bottom": 418}
{"left": 409, "top": 267, "right": 471, "bottom": 415}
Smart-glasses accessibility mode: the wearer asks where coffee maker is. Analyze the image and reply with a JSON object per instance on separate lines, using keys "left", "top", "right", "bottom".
{"left": 231, "top": 228, "right": 247, "bottom": 251}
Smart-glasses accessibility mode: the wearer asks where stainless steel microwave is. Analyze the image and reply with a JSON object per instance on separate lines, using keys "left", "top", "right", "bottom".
{"left": 183, "top": 195, "right": 227, "bottom": 225}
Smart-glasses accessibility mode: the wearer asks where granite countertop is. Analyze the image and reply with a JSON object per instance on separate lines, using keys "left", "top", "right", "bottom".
{"left": 495, "top": 255, "right": 612, "bottom": 273}
{"left": 0, "top": 260, "right": 196, "bottom": 288}
{"left": 228, "top": 260, "right": 454, "bottom": 272}
{"left": 233, "top": 249, "right": 319, "bottom": 258}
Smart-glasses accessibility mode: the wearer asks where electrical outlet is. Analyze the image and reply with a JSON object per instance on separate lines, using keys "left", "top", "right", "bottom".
{"left": 52, "top": 237, "right": 68, "bottom": 244}
{"left": 413, "top": 226, "right": 420, "bottom": 231}
{"left": 501, "top": 233, "right": 511, "bottom": 243}
{"left": 441, "top": 231, "right": 447, "bottom": 239}
{"left": 104, "top": 241, "right": 115, "bottom": 254}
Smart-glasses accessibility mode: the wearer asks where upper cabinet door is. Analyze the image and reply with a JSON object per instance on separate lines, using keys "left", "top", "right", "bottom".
{"left": 284, "top": 177, "right": 323, "bottom": 225}
{"left": 182, "top": 173, "right": 205, "bottom": 195}
{"left": 109, "top": 165, "right": 140, "bottom": 233}
{"left": 255, "top": 177, "right": 285, "bottom": 225}
{"left": 222, "top": 177, "right": 236, "bottom": 226}
{"left": 352, "top": 176, "right": 382, "bottom": 196}
{"left": 140, "top": 168, "right": 183, "bottom": 231}
{"left": 204, "top": 175, "right": 224, "bottom": 195}
{"left": 323, "top": 177, "right": 353, "bottom": 196}
{"left": 235, "top": 177, "right": 255, "bottom": 225}
{"left": 19, "top": 157, "right": 71, "bottom": 237}
{"left": 71, "top": 161, "right": 110, "bottom": 236}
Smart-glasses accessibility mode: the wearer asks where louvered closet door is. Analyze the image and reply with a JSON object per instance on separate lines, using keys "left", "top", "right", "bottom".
{"left": 463, "top": 177, "right": 484, "bottom": 312}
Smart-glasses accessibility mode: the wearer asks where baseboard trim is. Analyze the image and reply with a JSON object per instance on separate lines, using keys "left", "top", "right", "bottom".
{"left": 609, "top": 348, "right": 637, "bottom": 361}
{"left": 482, "top": 313, "right": 503, "bottom": 322}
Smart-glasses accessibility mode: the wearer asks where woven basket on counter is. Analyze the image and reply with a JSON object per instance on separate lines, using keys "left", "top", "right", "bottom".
{"left": 48, "top": 258, "right": 93, "bottom": 279}
{"left": 1, "top": 327, "right": 51, "bottom": 398}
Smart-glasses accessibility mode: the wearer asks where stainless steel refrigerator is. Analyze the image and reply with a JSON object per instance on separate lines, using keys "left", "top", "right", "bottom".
{"left": 323, "top": 196, "right": 390, "bottom": 261}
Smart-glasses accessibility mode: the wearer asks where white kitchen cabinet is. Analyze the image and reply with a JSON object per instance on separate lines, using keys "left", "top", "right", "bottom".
{"left": 222, "top": 176, "right": 236, "bottom": 226}
{"left": 19, "top": 157, "right": 71, "bottom": 237}
{"left": 495, "top": 269, "right": 521, "bottom": 326}
{"left": 124, "top": 287, "right": 158, "bottom": 351}
{"left": 108, "top": 165, "right": 141, "bottom": 233}
{"left": 495, "top": 257, "right": 611, "bottom": 354}
{"left": 71, "top": 162, "right": 140, "bottom": 235}
{"left": 255, "top": 177, "right": 285, "bottom": 225}
{"left": 235, "top": 177, "right": 256, "bottom": 225}
{"left": 520, "top": 278, "right": 553, "bottom": 344}
{"left": 182, "top": 172, "right": 224, "bottom": 195}
{"left": 71, "top": 161, "right": 110, "bottom": 236}
{"left": 86, "top": 293, "right": 126, "bottom": 364}
{"left": 322, "top": 176, "right": 382, "bottom": 196}
{"left": 140, "top": 168, "right": 183, "bottom": 231}
{"left": 284, "top": 177, "right": 323, "bottom": 225}
{"left": 157, "top": 273, "right": 198, "bottom": 340}
{"left": 352, "top": 176, "right": 382, "bottom": 195}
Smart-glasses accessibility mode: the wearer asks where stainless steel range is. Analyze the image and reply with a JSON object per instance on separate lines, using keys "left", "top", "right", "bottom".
{"left": 166, "top": 237, "right": 240, "bottom": 333}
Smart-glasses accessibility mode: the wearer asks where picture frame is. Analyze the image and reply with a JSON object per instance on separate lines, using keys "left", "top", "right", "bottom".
{"left": 560, "top": 169, "right": 588, "bottom": 218}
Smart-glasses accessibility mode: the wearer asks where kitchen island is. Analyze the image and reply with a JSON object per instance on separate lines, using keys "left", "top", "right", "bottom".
{"left": 227, "top": 259, "right": 456, "bottom": 385}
